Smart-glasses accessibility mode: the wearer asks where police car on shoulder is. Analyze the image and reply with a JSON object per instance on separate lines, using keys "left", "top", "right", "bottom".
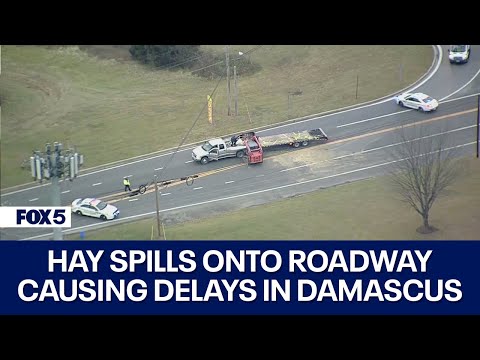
{"left": 71, "top": 198, "right": 120, "bottom": 220}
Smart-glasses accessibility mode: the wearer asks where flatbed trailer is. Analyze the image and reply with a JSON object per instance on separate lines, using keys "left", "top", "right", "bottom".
{"left": 259, "top": 128, "right": 328, "bottom": 150}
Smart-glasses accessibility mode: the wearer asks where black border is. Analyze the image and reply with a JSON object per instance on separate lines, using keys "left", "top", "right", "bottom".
{"left": 1, "top": 4, "right": 478, "bottom": 44}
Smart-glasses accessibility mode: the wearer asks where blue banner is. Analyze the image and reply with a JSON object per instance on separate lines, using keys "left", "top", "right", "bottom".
{"left": 0, "top": 241, "right": 479, "bottom": 315}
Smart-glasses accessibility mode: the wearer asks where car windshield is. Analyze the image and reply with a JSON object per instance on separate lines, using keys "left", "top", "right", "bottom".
{"left": 201, "top": 142, "right": 213, "bottom": 152}
{"left": 423, "top": 97, "right": 434, "bottom": 103}
{"left": 451, "top": 45, "right": 466, "bottom": 52}
{"left": 96, "top": 201, "right": 108, "bottom": 210}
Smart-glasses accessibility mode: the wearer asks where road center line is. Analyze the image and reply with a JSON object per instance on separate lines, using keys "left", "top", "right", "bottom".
{"left": 92, "top": 182, "right": 102, "bottom": 186}
{"left": 225, "top": 180, "right": 235, "bottom": 184}
{"left": 193, "top": 187, "right": 203, "bottom": 190}
{"left": 29, "top": 198, "right": 38, "bottom": 202}
{"left": 61, "top": 190, "right": 71, "bottom": 194}
{"left": 128, "top": 198, "right": 139, "bottom": 202}
{"left": 329, "top": 108, "right": 477, "bottom": 145}
{"left": 154, "top": 167, "right": 164, "bottom": 171}
{"left": 160, "top": 192, "right": 171, "bottom": 196}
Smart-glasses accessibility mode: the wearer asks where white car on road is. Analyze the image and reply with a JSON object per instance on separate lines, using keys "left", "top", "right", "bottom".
{"left": 394, "top": 92, "right": 439, "bottom": 112}
{"left": 448, "top": 45, "right": 470, "bottom": 64}
{"left": 71, "top": 198, "right": 120, "bottom": 220}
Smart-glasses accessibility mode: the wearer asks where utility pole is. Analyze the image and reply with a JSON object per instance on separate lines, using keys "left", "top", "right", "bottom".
{"left": 355, "top": 74, "right": 359, "bottom": 100}
{"left": 154, "top": 175, "right": 162, "bottom": 240}
{"left": 49, "top": 148, "right": 62, "bottom": 241}
{"left": 225, "top": 45, "right": 231, "bottom": 116}
{"left": 27, "top": 142, "right": 84, "bottom": 240}
{"left": 234, "top": 65, "right": 238, "bottom": 116}
{"left": 477, "top": 95, "right": 479, "bottom": 158}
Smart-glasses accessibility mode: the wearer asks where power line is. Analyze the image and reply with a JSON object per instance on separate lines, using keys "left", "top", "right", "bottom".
{"left": 156, "top": 74, "right": 225, "bottom": 181}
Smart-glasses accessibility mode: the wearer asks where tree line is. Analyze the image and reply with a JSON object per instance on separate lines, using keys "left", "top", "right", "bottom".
{"left": 129, "top": 45, "right": 260, "bottom": 79}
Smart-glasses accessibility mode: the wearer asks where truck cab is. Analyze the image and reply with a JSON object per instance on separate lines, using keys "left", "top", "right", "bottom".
{"left": 448, "top": 45, "right": 470, "bottom": 64}
{"left": 192, "top": 138, "right": 246, "bottom": 164}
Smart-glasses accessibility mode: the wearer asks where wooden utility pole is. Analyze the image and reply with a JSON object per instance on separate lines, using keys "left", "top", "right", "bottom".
{"left": 477, "top": 95, "right": 479, "bottom": 158}
{"left": 234, "top": 65, "right": 238, "bottom": 116}
{"left": 154, "top": 175, "right": 162, "bottom": 240}
{"left": 225, "top": 46, "right": 231, "bottom": 116}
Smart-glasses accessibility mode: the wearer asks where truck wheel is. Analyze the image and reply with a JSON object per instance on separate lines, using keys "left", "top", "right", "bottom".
{"left": 236, "top": 150, "right": 245, "bottom": 158}
{"left": 200, "top": 157, "right": 209, "bottom": 165}
{"left": 302, "top": 141, "right": 309, "bottom": 147}
{"left": 293, "top": 142, "right": 300, "bottom": 148}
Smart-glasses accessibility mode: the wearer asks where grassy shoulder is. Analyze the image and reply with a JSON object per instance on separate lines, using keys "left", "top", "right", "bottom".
{"left": 67, "top": 157, "right": 480, "bottom": 240}
{"left": 1, "top": 45, "right": 433, "bottom": 188}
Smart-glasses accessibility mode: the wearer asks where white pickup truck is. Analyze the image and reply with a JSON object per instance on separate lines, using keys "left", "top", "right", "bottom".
{"left": 191, "top": 128, "right": 328, "bottom": 165}
{"left": 191, "top": 137, "right": 248, "bottom": 164}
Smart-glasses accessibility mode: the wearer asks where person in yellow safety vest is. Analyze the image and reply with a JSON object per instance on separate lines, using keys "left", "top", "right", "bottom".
{"left": 123, "top": 177, "right": 131, "bottom": 192}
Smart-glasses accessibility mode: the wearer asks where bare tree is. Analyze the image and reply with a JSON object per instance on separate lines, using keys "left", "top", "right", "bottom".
{"left": 387, "top": 124, "right": 461, "bottom": 234}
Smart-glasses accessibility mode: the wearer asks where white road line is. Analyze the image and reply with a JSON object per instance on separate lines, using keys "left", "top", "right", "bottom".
{"left": 332, "top": 125, "right": 475, "bottom": 160}
{"left": 442, "top": 92, "right": 480, "bottom": 103}
{"left": 29, "top": 198, "right": 38, "bottom": 202}
{"left": 125, "top": 175, "right": 133, "bottom": 178}
{"left": 256, "top": 175, "right": 265, "bottom": 177}
{"left": 225, "top": 180, "right": 235, "bottom": 184}
{"left": 160, "top": 192, "right": 171, "bottom": 196}
{"left": 61, "top": 190, "right": 71, "bottom": 194}
{"left": 337, "top": 109, "right": 411, "bottom": 128}
{"left": 154, "top": 167, "right": 164, "bottom": 171}
{"left": 193, "top": 187, "right": 203, "bottom": 190}
{"left": 28, "top": 141, "right": 477, "bottom": 240}
{"left": 92, "top": 182, "right": 102, "bottom": 186}
{"left": 440, "top": 68, "right": 480, "bottom": 101}
{"left": 280, "top": 164, "right": 315, "bottom": 172}
{"left": 185, "top": 160, "right": 194, "bottom": 164}
{"left": 128, "top": 198, "right": 139, "bottom": 202}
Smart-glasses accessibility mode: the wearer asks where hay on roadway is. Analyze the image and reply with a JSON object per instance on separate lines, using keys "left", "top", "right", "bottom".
{"left": 1, "top": 45, "right": 433, "bottom": 188}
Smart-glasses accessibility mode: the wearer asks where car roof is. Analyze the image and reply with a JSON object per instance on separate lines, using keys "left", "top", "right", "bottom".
{"left": 77, "top": 198, "right": 101, "bottom": 206}
{"left": 412, "top": 92, "right": 430, "bottom": 99}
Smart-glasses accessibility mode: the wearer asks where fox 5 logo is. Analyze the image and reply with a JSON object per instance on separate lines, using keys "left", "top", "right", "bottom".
{"left": 0, "top": 207, "right": 72, "bottom": 228}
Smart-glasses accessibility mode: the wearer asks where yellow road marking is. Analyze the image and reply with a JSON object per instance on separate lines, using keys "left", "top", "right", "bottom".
{"left": 328, "top": 108, "right": 477, "bottom": 146}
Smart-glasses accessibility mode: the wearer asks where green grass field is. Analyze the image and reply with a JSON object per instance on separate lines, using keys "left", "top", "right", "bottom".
{"left": 1, "top": 45, "right": 433, "bottom": 188}
{"left": 67, "top": 157, "right": 480, "bottom": 240}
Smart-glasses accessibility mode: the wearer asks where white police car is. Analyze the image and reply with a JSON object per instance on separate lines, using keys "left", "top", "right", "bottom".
{"left": 394, "top": 92, "right": 439, "bottom": 112}
{"left": 71, "top": 198, "right": 120, "bottom": 220}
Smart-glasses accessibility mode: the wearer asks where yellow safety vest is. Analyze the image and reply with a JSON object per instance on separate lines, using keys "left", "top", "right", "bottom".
{"left": 123, "top": 178, "right": 130, "bottom": 186}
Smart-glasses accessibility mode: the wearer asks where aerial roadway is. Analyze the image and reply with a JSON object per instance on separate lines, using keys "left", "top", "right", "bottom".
{"left": 2, "top": 45, "right": 480, "bottom": 240}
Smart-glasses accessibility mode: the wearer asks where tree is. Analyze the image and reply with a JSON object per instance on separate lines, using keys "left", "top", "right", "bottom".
{"left": 129, "top": 45, "right": 201, "bottom": 68}
{"left": 387, "top": 124, "right": 461, "bottom": 234}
